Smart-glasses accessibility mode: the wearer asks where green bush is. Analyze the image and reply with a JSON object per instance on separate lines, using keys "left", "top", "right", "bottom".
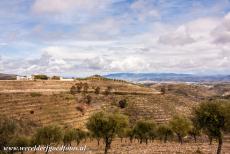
{"left": 34, "top": 75, "right": 49, "bottom": 80}
{"left": 118, "top": 99, "right": 128, "bottom": 108}
{"left": 30, "top": 92, "right": 42, "bottom": 97}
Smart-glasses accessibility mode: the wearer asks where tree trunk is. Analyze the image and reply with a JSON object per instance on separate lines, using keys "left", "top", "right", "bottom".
{"left": 140, "top": 138, "right": 143, "bottom": 144}
{"left": 209, "top": 137, "right": 213, "bottom": 145}
{"left": 177, "top": 134, "right": 183, "bottom": 144}
{"left": 164, "top": 134, "right": 168, "bottom": 143}
{"left": 104, "top": 137, "right": 112, "bottom": 154}
{"left": 193, "top": 134, "right": 197, "bottom": 143}
{"left": 145, "top": 139, "right": 148, "bottom": 145}
{"left": 217, "top": 136, "right": 223, "bottom": 154}
{"left": 129, "top": 137, "right": 133, "bottom": 143}
{"left": 45, "top": 145, "right": 49, "bottom": 154}
{"left": 97, "top": 139, "right": 100, "bottom": 146}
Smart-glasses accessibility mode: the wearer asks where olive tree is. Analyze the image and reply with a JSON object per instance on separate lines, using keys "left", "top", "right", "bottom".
{"left": 133, "top": 120, "right": 156, "bottom": 144}
{"left": 169, "top": 115, "right": 192, "bottom": 144}
{"left": 188, "top": 125, "right": 201, "bottom": 143}
{"left": 63, "top": 129, "right": 75, "bottom": 146}
{"left": 157, "top": 124, "right": 173, "bottom": 143}
{"left": 74, "top": 129, "right": 87, "bottom": 145}
{"left": 33, "top": 125, "right": 63, "bottom": 154}
{"left": 9, "top": 136, "right": 30, "bottom": 154}
{"left": 0, "top": 117, "right": 17, "bottom": 151}
{"left": 193, "top": 101, "right": 230, "bottom": 154}
{"left": 86, "top": 112, "right": 128, "bottom": 154}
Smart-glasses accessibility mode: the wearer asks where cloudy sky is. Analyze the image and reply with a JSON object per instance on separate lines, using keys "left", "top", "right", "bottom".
{"left": 0, "top": 0, "right": 230, "bottom": 77}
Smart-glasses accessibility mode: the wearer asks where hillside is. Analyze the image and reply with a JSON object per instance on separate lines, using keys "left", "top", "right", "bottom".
{"left": 0, "top": 79, "right": 229, "bottom": 132}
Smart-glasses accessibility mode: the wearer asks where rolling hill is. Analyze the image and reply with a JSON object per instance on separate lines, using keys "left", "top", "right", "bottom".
{"left": 0, "top": 78, "right": 229, "bottom": 133}
{"left": 105, "top": 73, "right": 230, "bottom": 82}
{"left": 0, "top": 73, "right": 16, "bottom": 80}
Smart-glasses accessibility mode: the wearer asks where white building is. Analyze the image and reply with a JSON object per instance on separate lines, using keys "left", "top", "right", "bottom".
{"left": 16, "top": 75, "right": 34, "bottom": 81}
{"left": 60, "top": 77, "right": 74, "bottom": 81}
{"left": 16, "top": 76, "right": 27, "bottom": 80}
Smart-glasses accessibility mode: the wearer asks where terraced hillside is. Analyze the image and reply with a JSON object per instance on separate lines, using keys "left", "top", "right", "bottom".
{"left": 0, "top": 80, "right": 229, "bottom": 132}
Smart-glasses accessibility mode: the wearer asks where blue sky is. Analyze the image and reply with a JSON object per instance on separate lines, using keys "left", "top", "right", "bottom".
{"left": 0, "top": 0, "right": 230, "bottom": 76}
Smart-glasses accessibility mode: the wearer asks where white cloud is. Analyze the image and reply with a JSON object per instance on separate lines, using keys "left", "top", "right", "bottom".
{"left": 212, "top": 13, "right": 230, "bottom": 44}
{"left": 79, "top": 18, "right": 122, "bottom": 40}
{"left": 158, "top": 25, "right": 195, "bottom": 46}
{"left": 2, "top": 0, "right": 230, "bottom": 76}
{"left": 32, "top": 0, "right": 111, "bottom": 14}
{"left": 130, "top": 0, "right": 160, "bottom": 21}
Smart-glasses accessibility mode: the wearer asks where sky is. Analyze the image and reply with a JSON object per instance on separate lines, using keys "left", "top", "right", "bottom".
{"left": 0, "top": 0, "right": 230, "bottom": 77}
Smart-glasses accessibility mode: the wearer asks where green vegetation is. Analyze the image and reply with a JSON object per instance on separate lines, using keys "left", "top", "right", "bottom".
{"left": 51, "top": 76, "right": 60, "bottom": 80}
{"left": 157, "top": 124, "right": 173, "bottom": 143}
{"left": 169, "top": 115, "right": 192, "bottom": 144}
{"left": 94, "top": 86, "right": 100, "bottom": 94}
{"left": 63, "top": 129, "right": 76, "bottom": 146}
{"left": 1, "top": 81, "right": 230, "bottom": 154}
{"left": 34, "top": 75, "right": 49, "bottom": 80}
{"left": 193, "top": 100, "right": 230, "bottom": 154}
{"left": 0, "top": 117, "right": 17, "bottom": 151}
{"left": 87, "top": 112, "right": 129, "bottom": 154}
{"left": 33, "top": 125, "right": 63, "bottom": 154}
{"left": 118, "top": 99, "right": 128, "bottom": 108}
{"left": 104, "top": 86, "right": 112, "bottom": 95}
{"left": 133, "top": 120, "right": 156, "bottom": 144}
{"left": 30, "top": 92, "right": 42, "bottom": 97}
{"left": 9, "top": 136, "right": 30, "bottom": 154}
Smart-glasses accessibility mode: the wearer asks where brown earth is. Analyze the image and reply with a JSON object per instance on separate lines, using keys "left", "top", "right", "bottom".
{"left": 18, "top": 138, "right": 230, "bottom": 154}
{"left": 0, "top": 80, "right": 230, "bottom": 154}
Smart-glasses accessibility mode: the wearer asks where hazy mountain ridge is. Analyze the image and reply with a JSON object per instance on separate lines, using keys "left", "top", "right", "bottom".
{"left": 105, "top": 73, "right": 230, "bottom": 82}
{"left": 0, "top": 73, "right": 16, "bottom": 80}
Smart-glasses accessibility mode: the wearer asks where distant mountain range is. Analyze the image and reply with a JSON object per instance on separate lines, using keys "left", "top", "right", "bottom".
{"left": 0, "top": 73, "right": 16, "bottom": 80}
{"left": 105, "top": 73, "right": 230, "bottom": 83}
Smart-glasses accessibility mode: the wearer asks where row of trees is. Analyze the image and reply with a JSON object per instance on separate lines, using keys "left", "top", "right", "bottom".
{"left": 70, "top": 83, "right": 112, "bottom": 95}
{"left": 87, "top": 100, "right": 230, "bottom": 154}
{"left": 1, "top": 100, "right": 229, "bottom": 154}
{"left": 0, "top": 122, "right": 88, "bottom": 154}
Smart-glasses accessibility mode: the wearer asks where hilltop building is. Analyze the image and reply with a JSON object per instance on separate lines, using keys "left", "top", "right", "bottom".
{"left": 60, "top": 77, "right": 74, "bottom": 81}
{"left": 16, "top": 75, "right": 34, "bottom": 81}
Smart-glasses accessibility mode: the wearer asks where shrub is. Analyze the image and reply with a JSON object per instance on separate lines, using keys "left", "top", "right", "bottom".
{"left": 84, "top": 95, "right": 92, "bottom": 105}
{"left": 70, "top": 86, "right": 77, "bottom": 95}
{"left": 95, "top": 87, "right": 100, "bottom": 94}
{"left": 51, "top": 76, "right": 60, "bottom": 80}
{"left": 118, "top": 99, "right": 128, "bottom": 108}
{"left": 76, "top": 105, "right": 85, "bottom": 113}
{"left": 30, "top": 92, "right": 42, "bottom": 97}
{"left": 104, "top": 86, "right": 112, "bottom": 95}
{"left": 34, "top": 75, "right": 49, "bottom": 80}
{"left": 82, "top": 83, "right": 89, "bottom": 93}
